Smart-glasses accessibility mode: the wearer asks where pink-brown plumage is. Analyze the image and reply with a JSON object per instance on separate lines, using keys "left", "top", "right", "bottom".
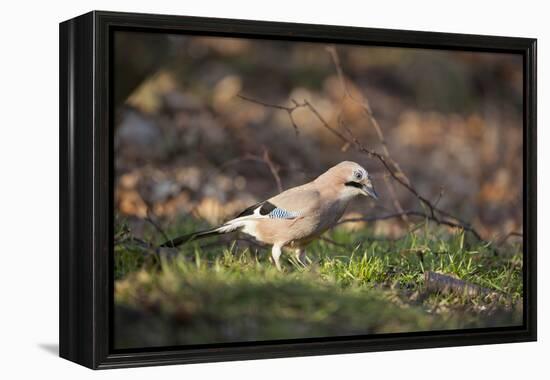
{"left": 162, "top": 161, "right": 378, "bottom": 270}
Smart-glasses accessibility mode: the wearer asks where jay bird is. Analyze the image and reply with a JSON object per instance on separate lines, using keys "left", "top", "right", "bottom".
{"left": 161, "top": 161, "right": 378, "bottom": 270}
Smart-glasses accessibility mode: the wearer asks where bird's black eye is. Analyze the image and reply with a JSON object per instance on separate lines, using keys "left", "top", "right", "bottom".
{"left": 354, "top": 170, "right": 363, "bottom": 180}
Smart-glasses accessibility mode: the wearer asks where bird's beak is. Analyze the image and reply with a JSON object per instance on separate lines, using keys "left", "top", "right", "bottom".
{"left": 361, "top": 183, "right": 378, "bottom": 200}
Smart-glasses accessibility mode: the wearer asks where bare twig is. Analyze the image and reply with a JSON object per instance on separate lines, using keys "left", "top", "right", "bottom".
{"left": 327, "top": 46, "right": 411, "bottom": 224}
{"left": 115, "top": 236, "right": 153, "bottom": 249}
{"left": 320, "top": 236, "right": 349, "bottom": 248}
{"left": 383, "top": 175, "right": 410, "bottom": 223}
{"left": 433, "top": 187, "right": 445, "bottom": 208}
{"left": 238, "top": 94, "right": 301, "bottom": 136}
{"left": 260, "top": 148, "right": 283, "bottom": 193}
{"left": 336, "top": 210, "right": 482, "bottom": 238}
{"left": 497, "top": 231, "right": 523, "bottom": 245}
{"left": 220, "top": 146, "right": 284, "bottom": 193}
{"left": 326, "top": 47, "right": 408, "bottom": 178}
{"left": 145, "top": 208, "right": 170, "bottom": 244}
{"left": 337, "top": 211, "right": 426, "bottom": 225}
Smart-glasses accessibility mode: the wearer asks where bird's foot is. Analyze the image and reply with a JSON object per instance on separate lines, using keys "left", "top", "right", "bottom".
{"left": 294, "top": 249, "right": 308, "bottom": 267}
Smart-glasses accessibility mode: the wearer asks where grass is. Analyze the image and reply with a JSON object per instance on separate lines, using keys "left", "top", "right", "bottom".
{"left": 113, "top": 216, "right": 523, "bottom": 349}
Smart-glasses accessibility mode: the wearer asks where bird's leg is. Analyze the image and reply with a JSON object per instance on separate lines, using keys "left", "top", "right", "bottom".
{"left": 271, "top": 245, "right": 283, "bottom": 271}
{"left": 294, "top": 247, "right": 307, "bottom": 266}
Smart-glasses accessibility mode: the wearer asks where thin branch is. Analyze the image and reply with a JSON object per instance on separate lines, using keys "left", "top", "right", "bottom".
{"left": 347, "top": 134, "right": 481, "bottom": 238}
{"left": 497, "top": 231, "right": 523, "bottom": 245}
{"left": 433, "top": 187, "right": 445, "bottom": 209}
{"left": 115, "top": 236, "right": 153, "bottom": 249}
{"left": 220, "top": 146, "right": 284, "bottom": 193}
{"left": 237, "top": 94, "right": 293, "bottom": 111}
{"left": 303, "top": 99, "right": 349, "bottom": 141}
{"left": 320, "top": 236, "right": 349, "bottom": 248}
{"left": 383, "top": 175, "right": 410, "bottom": 223}
{"left": 337, "top": 211, "right": 427, "bottom": 224}
{"left": 238, "top": 94, "right": 301, "bottom": 136}
{"left": 145, "top": 208, "right": 170, "bottom": 244}
{"left": 328, "top": 46, "right": 411, "bottom": 224}
{"left": 336, "top": 210, "right": 482, "bottom": 240}
{"left": 326, "top": 46, "right": 410, "bottom": 179}
{"left": 260, "top": 147, "right": 283, "bottom": 193}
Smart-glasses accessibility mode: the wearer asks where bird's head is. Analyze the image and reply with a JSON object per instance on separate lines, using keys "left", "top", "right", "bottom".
{"left": 317, "top": 161, "right": 378, "bottom": 200}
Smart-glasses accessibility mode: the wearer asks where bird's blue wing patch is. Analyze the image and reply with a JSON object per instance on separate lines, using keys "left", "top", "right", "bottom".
{"left": 268, "top": 207, "right": 299, "bottom": 219}
{"left": 236, "top": 201, "right": 298, "bottom": 219}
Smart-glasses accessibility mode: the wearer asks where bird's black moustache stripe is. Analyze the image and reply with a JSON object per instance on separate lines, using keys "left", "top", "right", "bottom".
{"left": 345, "top": 181, "right": 363, "bottom": 189}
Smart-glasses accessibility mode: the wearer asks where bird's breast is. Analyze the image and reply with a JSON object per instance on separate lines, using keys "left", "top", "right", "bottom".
{"left": 241, "top": 199, "right": 350, "bottom": 246}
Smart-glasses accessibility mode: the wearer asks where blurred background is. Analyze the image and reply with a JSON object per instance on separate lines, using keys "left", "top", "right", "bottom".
{"left": 112, "top": 31, "right": 524, "bottom": 349}
{"left": 114, "top": 31, "right": 523, "bottom": 241}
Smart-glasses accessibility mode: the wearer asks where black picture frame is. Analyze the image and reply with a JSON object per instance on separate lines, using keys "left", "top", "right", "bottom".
{"left": 59, "top": 10, "right": 537, "bottom": 369}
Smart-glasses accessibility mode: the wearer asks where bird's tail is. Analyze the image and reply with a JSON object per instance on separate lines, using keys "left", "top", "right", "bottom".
{"left": 159, "top": 222, "right": 242, "bottom": 248}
